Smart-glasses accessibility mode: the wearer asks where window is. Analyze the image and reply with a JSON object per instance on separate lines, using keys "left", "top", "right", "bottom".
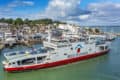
{"left": 52, "top": 53, "right": 56, "bottom": 54}
{"left": 37, "top": 57, "right": 42, "bottom": 61}
{"left": 64, "top": 53, "right": 67, "bottom": 55}
{"left": 9, "top": 63, "right": 11, "bottom": 65}
{"left": 100, "top": 46, "right": 104, "bottom": 50}
{"left": 22, "top": 58, "right": 35, "bottom": 65}
{"left": 17, "top": 61, "right": 21, "bottom": 65}
{"left": 12, "top": 62, "right": 15, "bottom": 64}
{"left": 71, "top": 47, "right": 73, "bottom": 50}
{"left": 105, "top": 46, "right": 108, "bottom": 49}
{"left": 37, "top": 56, "right": 46, "bottom": 61}
{"left": 47, "top": 58, "right": 50, "bottom": 60}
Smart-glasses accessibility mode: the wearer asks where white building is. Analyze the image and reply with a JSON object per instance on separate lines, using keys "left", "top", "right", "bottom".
{"left": 58, "top": 24, "right": 81, "bottom": 34}
{"left": 0, "top": 23, "right": 10, "bottom": 32}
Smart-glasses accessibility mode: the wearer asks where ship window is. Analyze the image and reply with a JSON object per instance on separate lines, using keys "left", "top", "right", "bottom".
{"left": 9, "top": 53, "right": 16, "bottom": 56}
{"left": 47, "top": 58, "right": 50, "bottom": 60}
{"left": 22, "top": 58, "right": 35, "bottom": 65}
{"left": 100, "top": 46, "right": 104, "bottom": 50}
{"left": 71, "top": 47, "right": 73, "bottom": 50}
{"left": 37, "top": 56, "right": 46, "bottom": 61}
{"left": 40, "top": 49, "right": 47, "bottom": 53}
{"left": 9, "top": 63, "right": 11, "bottom": 65}
{"left": 17, "top": 61, "right": 21, "bottom": 65}
{"left": 37, "top": 57, "right": 42, "bottom": 60}
{"left": 64, "top": 53, "right": 67, "bottom": 55}
{"left": 52, "top": 53, "right": 56, "bottom": 54}
{"left": 12, "top": 62, "right": 15, "bottom": 64}
{"left": 105, "top": 46, "right": 108, "bottom": 49}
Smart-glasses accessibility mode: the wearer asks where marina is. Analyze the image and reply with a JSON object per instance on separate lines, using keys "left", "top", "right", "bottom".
{"left": 0, "top": 22, "right": 117, "bottom": 49}
{"left": 0, "top": 22, "right": 120, "bottom": 80}
{"left": 0, "top": 22, "right": 116, "bottom": 72}
{"left": 0, "top": 29, "right": 120, "bottom": 80}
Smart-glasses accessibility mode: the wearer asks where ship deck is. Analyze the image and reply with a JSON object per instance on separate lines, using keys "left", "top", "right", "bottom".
{"left": 4, "top": 48, "right": 49, "bottom": 62}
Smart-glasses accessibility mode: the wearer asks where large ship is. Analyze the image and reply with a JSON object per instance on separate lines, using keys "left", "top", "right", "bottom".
{"left": 2, "top": 28, "right": 110, "bottom": 72}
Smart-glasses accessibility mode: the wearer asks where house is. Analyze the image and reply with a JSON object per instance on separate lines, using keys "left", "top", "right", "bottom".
{"left": 0, "top": 23, "right": 10, "bottom": 32}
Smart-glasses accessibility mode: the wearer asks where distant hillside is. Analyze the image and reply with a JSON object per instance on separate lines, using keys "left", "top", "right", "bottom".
{"left": 0, "top": 18, "right": 66, "bottom": 25}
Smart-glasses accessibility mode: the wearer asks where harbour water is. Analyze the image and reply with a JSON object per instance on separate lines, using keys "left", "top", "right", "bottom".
{"left": 0, "top": 26, "right": 120, "bottom": 80}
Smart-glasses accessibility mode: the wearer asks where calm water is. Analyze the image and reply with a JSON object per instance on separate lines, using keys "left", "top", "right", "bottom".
{"left": 0, "top": 26, "right": 120, "bottom": 80}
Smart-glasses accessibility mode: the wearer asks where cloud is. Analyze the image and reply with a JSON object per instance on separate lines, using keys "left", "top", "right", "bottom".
{"left": 38, "top": 0, "right": 120, "bottom": 26}
{"left": 45, "top": 0, "right": 81, "bottom": 19}
{"left": 79, "top": 14, "right": 90, "bottom": 20}
{"left": 41, "top": 0, "right": 90, "bottom": 20}
{"left": 83, "top": 2, "right": 120, "bottom": 26}
{"left": 13, "top": 0, "right": 81, "bottom": 20}
{"left": 22, "top": 1, "right": 34, "bottom": 6}
{"left": 8, "top": 0, "right": 34, "bottom": 8}
{"left": 39, "top": 0, "right": 120, "bottom": 26}
{"left": 30, "top": 0, "right": 91, "bottom": 24}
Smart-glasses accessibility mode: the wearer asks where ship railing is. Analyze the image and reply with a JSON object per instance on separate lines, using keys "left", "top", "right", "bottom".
{"left": 4, "top": 51, "right": 49, "bottom": 61}
{"left": 43, "top": 41, "right": 72, "bottom": 49}
{"left": 43, "top": 41, "right": 58, "bottom": 49}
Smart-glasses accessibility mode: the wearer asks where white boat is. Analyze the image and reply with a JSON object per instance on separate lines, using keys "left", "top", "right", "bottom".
{"left": 2, "top": 29, "right": 110, "bottom": 72}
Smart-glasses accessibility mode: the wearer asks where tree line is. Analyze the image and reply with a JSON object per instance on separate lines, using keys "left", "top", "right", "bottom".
{"left": 0, "top": 18, "right": 66, "bottom": 25}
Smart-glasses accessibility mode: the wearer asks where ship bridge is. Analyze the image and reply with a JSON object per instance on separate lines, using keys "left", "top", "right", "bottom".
{"left": 43, "top": 39, "right": 71, "bottom": 49}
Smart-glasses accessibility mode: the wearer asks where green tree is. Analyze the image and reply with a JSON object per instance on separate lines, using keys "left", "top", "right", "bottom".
{"left": 0, "top": 18, "right": 6, "bottom": 22}
{"left": 88, "top": 28, "right": 93, "bottom": 33}
{"left": 6, "top": 18, "right": 13, "bottom": 24}
{"left": 36, "top": 19, "right": 53, "bottom": 24}
{"left": 14, "top": 18, "right": 23, "bottom": 25}
{"left": 94, "top": 28, "right": 100, "bottom": 33}
{"left": 24, "top": 18, "right": 30, "bottom": 24}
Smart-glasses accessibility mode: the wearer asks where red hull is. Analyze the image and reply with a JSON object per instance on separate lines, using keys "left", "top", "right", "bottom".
{"left": 4, "top": 50, "right": 109, "bottom": 72}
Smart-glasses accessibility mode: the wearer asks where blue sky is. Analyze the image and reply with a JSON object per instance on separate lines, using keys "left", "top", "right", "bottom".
{"left": 0, "top": 0, "right": 48, "bottom": 18}
{"left": 0, "top": 0, "right": 120, "bottom": 26}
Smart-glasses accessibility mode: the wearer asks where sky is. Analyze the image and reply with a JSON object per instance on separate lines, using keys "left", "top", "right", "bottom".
{"left": 0, "top": 0, "right": 120, "bottom": 26}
